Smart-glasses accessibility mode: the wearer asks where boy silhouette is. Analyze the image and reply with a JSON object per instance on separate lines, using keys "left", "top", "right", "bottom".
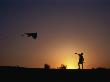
{"left": 75, "top": 52, "right": 84, "bottom": 69}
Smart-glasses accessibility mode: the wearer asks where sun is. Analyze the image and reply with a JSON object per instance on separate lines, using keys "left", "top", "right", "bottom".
{"left": 67, "top": 65, "right": 74, "bottom": 69}
{"left": 64, "top": 60, "right": 78, "bottom": 69}
{"left": 67, "top": 64, "right": 77, "bottom": 69}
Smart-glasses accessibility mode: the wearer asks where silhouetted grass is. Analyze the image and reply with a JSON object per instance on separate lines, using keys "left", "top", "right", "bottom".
{"left": 0, "top": 66, "right": 110, "bottom": 82}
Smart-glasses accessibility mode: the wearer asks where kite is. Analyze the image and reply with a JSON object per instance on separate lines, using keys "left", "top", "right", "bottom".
{"left": 21, "top": 32, "right": 37, "bottom": 39}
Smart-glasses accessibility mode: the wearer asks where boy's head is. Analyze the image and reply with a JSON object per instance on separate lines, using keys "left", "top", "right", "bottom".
{"left": 81, "top": 53, "right": 83, "bottom": 55}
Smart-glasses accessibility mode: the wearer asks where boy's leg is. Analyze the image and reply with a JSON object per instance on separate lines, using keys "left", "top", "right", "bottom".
{"left": 82, "top": 63, "right": 83, "bottom": 69}
{"left": 78, "top": 63, "right": 80, "bottom": 69}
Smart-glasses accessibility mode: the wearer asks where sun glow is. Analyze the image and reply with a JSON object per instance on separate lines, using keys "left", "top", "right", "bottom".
{"left": 66, "top": 63, "right": 78, "bottom": 69}
{"left": 64, "top": 59, "right": 78, "bottom": 69}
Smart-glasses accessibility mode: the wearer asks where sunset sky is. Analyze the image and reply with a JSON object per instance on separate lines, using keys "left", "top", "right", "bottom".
{"left": 0, "top": 0, "right": 110, "bottom": 69}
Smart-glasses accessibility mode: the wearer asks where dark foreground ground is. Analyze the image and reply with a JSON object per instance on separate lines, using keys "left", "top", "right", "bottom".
{"left": 0, "top": 66, "right": 110, "bottom": 82}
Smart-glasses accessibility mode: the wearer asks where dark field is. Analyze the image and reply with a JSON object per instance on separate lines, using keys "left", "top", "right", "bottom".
{"left": 0, "top": 66, "right": 110, "bottom": 82}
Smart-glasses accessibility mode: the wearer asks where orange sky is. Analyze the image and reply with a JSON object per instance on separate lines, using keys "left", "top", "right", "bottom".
{"left": 0, "top": 0, "right": 110, "bottom": 69}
